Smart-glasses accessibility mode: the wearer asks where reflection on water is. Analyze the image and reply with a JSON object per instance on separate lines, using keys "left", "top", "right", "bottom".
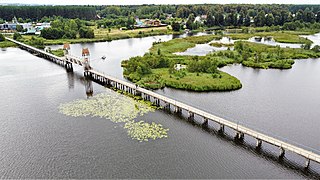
{"left": 66, "top": 71, "right": 93, "bottom": 97}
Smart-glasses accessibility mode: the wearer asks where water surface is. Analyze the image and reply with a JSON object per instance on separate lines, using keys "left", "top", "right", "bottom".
{"left": 1, "top": 34, "right": 320, "bottom": 178}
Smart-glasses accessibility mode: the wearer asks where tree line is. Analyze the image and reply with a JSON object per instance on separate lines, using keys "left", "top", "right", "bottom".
{"left": 41, "top": 18, "right": 94, "bottom": 39}
{"left": 0, "top": 6, "right": 96, "bottom": 20}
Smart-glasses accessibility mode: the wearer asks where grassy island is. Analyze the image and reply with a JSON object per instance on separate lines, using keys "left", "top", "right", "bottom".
{"left": 226, "top": 31, "right": 313, "bottom": 44}
{"left": 122, "top": 33, "right": 320, "bottom": 91}
{"left": 233, "top": 41, "right": 320, "bottom": 69}
{"left": 122, "top": 35, "right": 242, "bottom": 91}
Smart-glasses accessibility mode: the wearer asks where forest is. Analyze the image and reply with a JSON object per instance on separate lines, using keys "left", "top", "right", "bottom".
{"left": 0, "top": 4, "right": 320, "bottom": 28}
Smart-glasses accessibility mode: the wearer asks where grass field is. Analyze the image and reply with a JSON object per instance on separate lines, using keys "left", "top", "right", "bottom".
{"left": 152, "top": 68, "right": 242, "bottom": 91}
{"left": 227, "top": 31, "right": 313, "bottom": 44}
{"left": 0, "top": 40, "right": 17, "bottom": 48}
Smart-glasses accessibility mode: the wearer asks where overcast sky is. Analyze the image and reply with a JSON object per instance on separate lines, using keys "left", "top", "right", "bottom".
{"left": 0, "top": 0, "right": 318, "bottom": 5}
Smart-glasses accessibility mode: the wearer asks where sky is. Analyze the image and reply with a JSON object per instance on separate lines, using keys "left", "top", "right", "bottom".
{"left": 0, "top": 0, "right": 318, "bottom": 5}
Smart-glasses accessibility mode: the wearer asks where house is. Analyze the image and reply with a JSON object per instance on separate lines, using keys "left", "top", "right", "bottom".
{"left": 144, "top": 19, "right": 161, "bottom": 26}
{"left": 0, "top": 23, "right": 17, "bottom": 30}
{"left": 174, "top": 64, "right": 187, "bottom": 71}
{"left": 134, "top": 18, "right": 166, "bottom": 28}
{"left": 0, "top": 16, "right": 18, "bottom": 30}
{"left": 201, "top": 15, "right": 208, "bottom": 19}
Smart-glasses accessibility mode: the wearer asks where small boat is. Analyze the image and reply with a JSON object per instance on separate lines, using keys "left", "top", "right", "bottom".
{"left": 101, "top": 56, "right": 106, "bottom": 60}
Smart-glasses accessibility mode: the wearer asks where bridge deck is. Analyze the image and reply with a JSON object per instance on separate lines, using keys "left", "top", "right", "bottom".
{"left": 6, "top": 36, "right": 320, "bottom": 166}
{"left": 89, "top": 70, "right": 320, "bottom": 164}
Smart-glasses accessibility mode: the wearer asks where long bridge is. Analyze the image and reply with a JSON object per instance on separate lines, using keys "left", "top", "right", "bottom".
{"left": 6, "top": 37, "right": 320, "bottom": 169}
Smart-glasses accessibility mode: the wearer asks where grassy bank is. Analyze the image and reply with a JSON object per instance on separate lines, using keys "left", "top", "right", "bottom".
{"left": 150, "top": 34, "right": 221, "bottom": 54}
{"left": 234, "top": 41, "right": 320, "bottom": 69}
{"left": 50, "top": 49, "right": 64, "bottom": 57}
{"left": 44, "top": 26, "right": 174, "bottom": 45}
{"left": 210, "top": 42, "right": 234, "bottom": 47}
{"left": 153, "top": 68, "right": 242, "bottom": 91}
{"left": 227, "top": 31, "right": 313, "bottom": 44}
{"left": 0, "top": 40, "right": 17, "bottom": 48}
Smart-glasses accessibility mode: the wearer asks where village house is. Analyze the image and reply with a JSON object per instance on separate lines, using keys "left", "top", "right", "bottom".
{"left": 134, "top": 18, "right": 167, "bottom": 28}
{"left": 0, "top": 16, "right": 51, "bottom": 34}
{"left": 174, "top": 64, "right": 187, "bottom": 71}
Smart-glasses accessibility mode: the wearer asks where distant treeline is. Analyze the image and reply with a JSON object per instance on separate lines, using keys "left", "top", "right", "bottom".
{"left": 0, "top": 6, "right": 96, "bottom": 20}
{"left": 0, "top": 4, "right": 320, "bottom": 27}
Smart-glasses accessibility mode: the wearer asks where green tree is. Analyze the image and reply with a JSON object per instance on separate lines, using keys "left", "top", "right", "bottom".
{"left": 0, "top": 33, "right": 5, "bottom": 42}
{"left": 79, "top": 27, "right": 95, "bottom": 38}
{"left": 171, "top": 22, "right": 181, "bottom": 32}
{"left": 41, "top": 28, "right": 64, "bottom": 39}
{"left": 301, "top": 41, "right": 312, "bottom": 50}
{"left": 254, "top": 10, "right": 266, "bottom": 27}
{"left": 311, "top": 45, "right": 320, "bottom": 52}
{"left": 265, "top": 14, "right": 275, "bottom": 26}
{"left": 127, "top": 16, "right": 135, "bottom": 29}
{"left": 317, "top": 11, "right": 320, "bottom": 22}
{"left": 13, "top": 32, "right": 22, "bottom": 40}
{"left": 16, "top": 25, "right": 24, "bottom": 32}
{"left": 244, "top": 14, "right": 251, "bottom": 26}
{"left": 205, "top": 12, "right": 215, "bottom": 27}
{"left": 186, "top": 13, "right": 195, "bottom": 30}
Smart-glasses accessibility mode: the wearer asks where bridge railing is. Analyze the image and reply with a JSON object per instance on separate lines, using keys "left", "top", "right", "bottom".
{"left": 156, "top": 90, "right": 320, "bottom": 159}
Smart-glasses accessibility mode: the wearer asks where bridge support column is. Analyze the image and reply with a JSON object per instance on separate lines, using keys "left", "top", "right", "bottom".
{"left": 218, "top": 124, "right": 225, "bottom": 133}
{"left": 188, "top": 112, "right": 194, "bottom": 121}
{"left": 279, "top": 147, "right": 285, "bottom": 159}
{"left": 65, "top": 62, "right": 73, "bottom": 72}
{"left": 164, "top": 103, "right": 170, "bottom": 111}
{"left": 135, "top": 90, "right": 141, "bottom": 96}
{"left": 154, "top": 98, "right": 160, "bottom": 106}
{"left": 202, "top": 118, "right": 209, "bottom": 128}
{"left": 235, "top": 131, "right": 244, "bottom": 141}
{"left": 305, "top": 159, "right": 311, "bottom": 169}
{"left": 256, "top": 139, "right": 262, "bottom": 149}
{"left": 174, "top": 106, "right": 182, "bottom": 115}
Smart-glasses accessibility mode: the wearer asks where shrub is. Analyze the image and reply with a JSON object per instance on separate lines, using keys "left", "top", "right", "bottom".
{"left": 0, "top": 33, "right": 5, "bottom": 41}
{"left": 13, "top": 32, "right": 22, "bottom": 40}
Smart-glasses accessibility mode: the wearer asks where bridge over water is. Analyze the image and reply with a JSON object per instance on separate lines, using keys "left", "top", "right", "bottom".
{"left": 6, "top": 37, "right": 320, "bottom": 169}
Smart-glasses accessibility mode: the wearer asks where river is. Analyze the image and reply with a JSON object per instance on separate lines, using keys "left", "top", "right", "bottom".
{"left": 0, "top": 33, "right": 319, "bottom": 178}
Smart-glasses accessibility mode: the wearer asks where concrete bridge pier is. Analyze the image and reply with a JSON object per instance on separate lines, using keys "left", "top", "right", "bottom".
{"left": 188, "top": 111, "right": 194, "bottom": 121}
{"left": 256, "top": 139, "right": 262, "bottom": 149}
{"left": 305, "top": 159, "right": 311, "bottom": 169}
{"left": 84, "top": 71, "right": 89, "bottom": 77}
{"left": 218, "top": 124, "right": 225, "bottom": 133}
{"left": 135, "top": 90, "right": 141, "bottom": 96}
{"left": 235, "top": 131, "right": 244, "bottom": 141}
{"left": 174, "top": 106, "right": 182, "bottom": 115}
{"left": 279, "top": 147, "right": 285, "bottom": 159}
{"left": 65, "top": 62, "right": 73, "bottom": 72}
{"left": 154, "top": 98, "right": 160, "bottom": 106}
{"left": 164, "top": 103, "right": 170, "bottom": 111}
{"left": 202, "top": 118, "right": 209, "bottom": 128}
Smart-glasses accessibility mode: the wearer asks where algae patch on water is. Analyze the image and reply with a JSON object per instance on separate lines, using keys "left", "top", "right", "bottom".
{"left": 125, "top": 121, "right": 169, "bottom": 142}
{"left": 59, "top": 92, "right": 169, "bottom": 142}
